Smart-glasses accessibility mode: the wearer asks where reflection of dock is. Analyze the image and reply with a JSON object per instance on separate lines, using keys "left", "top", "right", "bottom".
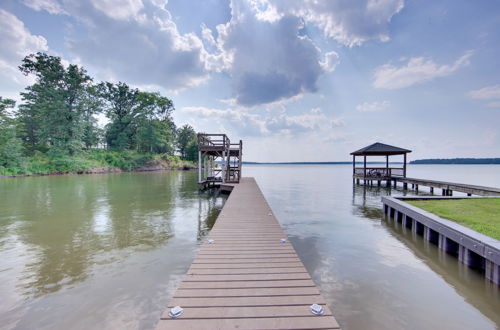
{"left": 156, "top": 178, "right": 340, "bottom": 329}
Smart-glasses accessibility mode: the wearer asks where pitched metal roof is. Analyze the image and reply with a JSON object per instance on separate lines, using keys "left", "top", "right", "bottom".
{"left": 350, "top": 142, "right": 412, "bottom": 156}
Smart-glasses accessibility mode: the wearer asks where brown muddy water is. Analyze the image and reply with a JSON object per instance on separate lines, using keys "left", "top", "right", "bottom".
{"left": 1, "top": 165, "right": 499, "bottom": 329}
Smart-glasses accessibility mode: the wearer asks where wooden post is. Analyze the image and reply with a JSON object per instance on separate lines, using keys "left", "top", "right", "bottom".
{"left": 221, "top": 150, "right": 226, "bottom": 183}
{"left": 403, "top": 153, "right": 407, "bottom": 177}
{"left": 198, "top": 151, "right": 202, "bottom": 182}
{"left": 363, "top": 155, "right": 367, "bottom": 179}
{"left": 352, "top": 155, "right": 356, "bottom": 176}
{"left": 386, "top": 155, "right": 389, "bottom": 177}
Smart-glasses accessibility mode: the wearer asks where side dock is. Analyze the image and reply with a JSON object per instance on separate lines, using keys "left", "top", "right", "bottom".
{"left": 156, "top": 177, "right": 340, "bottom": 329}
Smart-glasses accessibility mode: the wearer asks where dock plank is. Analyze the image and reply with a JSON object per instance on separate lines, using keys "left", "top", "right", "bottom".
{"left": 156, "top": 177, "right": 340, "bottom": 329}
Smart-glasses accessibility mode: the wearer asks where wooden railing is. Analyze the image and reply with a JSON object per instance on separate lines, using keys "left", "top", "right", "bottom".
{"left": 198, "top": 133, "right": 231, "bottom": 149}
{"left": 354, "top": 167, "right": 405, "bottom": 177}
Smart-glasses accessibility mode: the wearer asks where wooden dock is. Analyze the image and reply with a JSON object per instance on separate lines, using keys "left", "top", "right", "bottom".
{"left": 393, "top": 177, "right": 500, "bottom": 196}
{"left": 156, "top": 178, "right": 340, "bottom": 330}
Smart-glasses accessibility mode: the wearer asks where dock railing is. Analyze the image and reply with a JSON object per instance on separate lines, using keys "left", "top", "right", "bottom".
{"left": 354, "top": 167, "right": 405, "bottom": 178}
{"left": 198, "top": 133, "right": 230, "bottom": 150}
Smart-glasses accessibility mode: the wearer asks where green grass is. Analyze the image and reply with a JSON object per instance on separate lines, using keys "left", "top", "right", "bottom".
{"left": 406, "top": 198, "right": 500, "bottom": 240}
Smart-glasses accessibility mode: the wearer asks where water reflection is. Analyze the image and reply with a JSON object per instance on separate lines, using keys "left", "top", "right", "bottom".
{"left": 352, "top": 182, "right": 500, "bottom": 326}
{"left": 246, "top": 164, "right": 498, "bottom": 330}
{"left": 0, "top": 171, "right": 226, "bottom": 329}
{"left": 383, "top": 217, "right": 500, "bottom": 325}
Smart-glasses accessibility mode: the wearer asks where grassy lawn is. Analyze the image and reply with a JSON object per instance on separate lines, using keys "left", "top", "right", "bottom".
{"left": 406, "top": 198, "right": 500, "bottom": 240}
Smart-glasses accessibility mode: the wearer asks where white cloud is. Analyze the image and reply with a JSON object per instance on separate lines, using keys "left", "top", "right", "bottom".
{"left": 183, "top": 106, "right": 267, "bottom": 135}
{"left": 21, "top": 0, "right": 67, "bottom": 15}
{"left": 487, "top": 102, "right": 500, "bottom": 108}
{"left": 373, "top": 51, "right": 473, "bottom": 89}
{"left": 58, "top": 0, "right": 210, "bottom": 91}
{"left": 184, "top": 105, "right": 344, "bottom": 136}
{"left": 90, "top": 0, "right": 144, "bottom": 20}
{"left": 266, "top": 107, "right": 344, "bottom": 134}
{"left": 0, "top": 9, "right": 48, "bottom": 94}
{"left": 270, "top": 0, "right": 404, "bottom": 47}
{"left": 209, "top": 0, "right": 336, "bottom": 107}
{"left": 468, "top": 85, "right": 500, "bottom": 100}
{"left": 356, "top": 100, "right": 390, "bottom": 112}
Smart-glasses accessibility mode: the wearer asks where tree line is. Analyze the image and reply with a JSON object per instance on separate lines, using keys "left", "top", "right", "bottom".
{"left": 0, "top": 53, "right": 198, "bottom": 175}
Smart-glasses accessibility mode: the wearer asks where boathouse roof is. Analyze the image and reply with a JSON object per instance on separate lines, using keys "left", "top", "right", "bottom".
{"left": 350, "top": 142, "right": 411, "bottom": 156}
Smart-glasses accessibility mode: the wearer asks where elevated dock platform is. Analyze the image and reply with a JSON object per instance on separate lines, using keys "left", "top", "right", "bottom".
{"left": 156, "top": 178, "right": 340, "bottom": 329}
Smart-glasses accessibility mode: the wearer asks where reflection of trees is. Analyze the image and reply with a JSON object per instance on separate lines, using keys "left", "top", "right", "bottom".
{"left": 1, "top": 170, "right": 227, "bottom": 298}
{"left": 104, "top": 173, "right": 177, "bottom": 249}
{"left": 383, "top": 220, "right": 500, "bottom": 325}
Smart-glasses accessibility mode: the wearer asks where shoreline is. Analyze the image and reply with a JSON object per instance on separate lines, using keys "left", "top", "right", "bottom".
{"left": 0, "top": 165, "right": 196, "bottom": 179}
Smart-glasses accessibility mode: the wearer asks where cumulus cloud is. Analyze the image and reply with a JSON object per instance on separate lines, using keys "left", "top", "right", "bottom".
{"left": 356, "top": 100, "right": 390, "bottom": 112}
{"left": 373, "top": 51, "right": 473, "bottom": 89}
{"left": 269, "top": 0, "right": 404, "bottom": 46}
{"left": 21, "top": 0, "right": 67, "bottom": 15}
{"left": 90, "top": 0, "right": 144, "bottom": 20}
{"left": 468, "top": 85, "right": 500, "bottom": 100}
{"left": 0, "top": 9, "right": 48, "bottom": 93}
{"left": 183, "top": 106, "right": 267, "bottom": 135}
{"left": 184, "top": 106, "right": 343, "bottom": 136}
{"left": 23, "top": 0, "right": 211, "bottom": 91}
{"left": 266, "top": 107, "right": 344, "bottom": 134}
{"left": 208, "top": 1, "right": 337, "bottom": 107}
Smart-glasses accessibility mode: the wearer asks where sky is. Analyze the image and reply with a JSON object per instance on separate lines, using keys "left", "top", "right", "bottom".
{"left": 1, "top": 0, "right": 499, "bottom": 162}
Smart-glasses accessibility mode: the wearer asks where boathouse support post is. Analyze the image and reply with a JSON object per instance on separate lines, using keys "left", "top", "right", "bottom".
{"left": 221, "top": 150, "right": 226, "bottom": 183}
{"left": 385, "top": 155, "right": 389, "bottom": 176}
{"left": 403, "top": 153, "right": 407, "bottom": 177}
{"left": 363, "top": 155, "right": 367, "bottom": 179}
{"left": 198, "top": 151, "right": 202, "bottom": 182}
{"left": 430, "top": 187, "right": 434, "bottom": 194}
{"left": 352, "top": 155, "right": 356, "bottom": 177}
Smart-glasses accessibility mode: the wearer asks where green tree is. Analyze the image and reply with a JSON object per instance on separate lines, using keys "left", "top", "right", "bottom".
{"left": 0, "top": 97, "right": 24, "bottom": 171}
{"left": 81, "top": 86, "right": 103, "bottom": 149}
{"left": 18, "top": 52, "right": 94, "bottom": 155}
{"left": 100, "top": 82, "right": 175, "bottom": 152}
{"left": 177, "top": 124, "right": 197, "bottom": 159}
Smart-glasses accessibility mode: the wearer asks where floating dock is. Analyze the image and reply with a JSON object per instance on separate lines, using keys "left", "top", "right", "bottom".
{"left": 156, "top": 178, "right": 340, "bottom": 329}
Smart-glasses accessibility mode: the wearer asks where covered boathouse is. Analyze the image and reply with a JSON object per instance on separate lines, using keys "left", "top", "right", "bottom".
{"left": 351, "top": 142, "right": 411, "bottom": 186}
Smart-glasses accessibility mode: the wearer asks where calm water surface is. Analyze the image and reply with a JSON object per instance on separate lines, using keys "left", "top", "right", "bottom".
{"left": 1, "top": 165, "right": 500, "bottom": 329}
{"left": 0, "top": 171, "right": 225, "bottom": 329}
{"left": 245, "top": 164, "right": 500, "bottom": 330}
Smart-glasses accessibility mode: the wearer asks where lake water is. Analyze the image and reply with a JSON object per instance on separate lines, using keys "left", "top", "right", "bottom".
{"left": 1, "top": 165, "right": 499, "bottom": 329}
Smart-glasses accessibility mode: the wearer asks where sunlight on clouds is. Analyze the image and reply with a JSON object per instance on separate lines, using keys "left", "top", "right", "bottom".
{"left": 0, "top": 10, "right": 47, "bottom": 94}
{"left": 373, "top": 51, "right": 473, "bottom": 89}
{"left": 91, "top": 0, "right": 144, "bottom": 20}
{"left": 271, "top": 0, "right": 404, "bottom": 46}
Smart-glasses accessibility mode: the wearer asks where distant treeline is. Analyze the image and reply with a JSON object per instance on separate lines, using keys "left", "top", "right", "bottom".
{"left": 410, "top": 158, "right": 500, "bottom": 164}
{"left": 243, "top": 161, "right": 403, "bottom": 165}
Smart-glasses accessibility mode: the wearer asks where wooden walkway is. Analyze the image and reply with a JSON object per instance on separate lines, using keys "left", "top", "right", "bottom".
{"left": 156, "top": 177, "right": 340, "bottom": 330}
{"left": 393, "top": 177, "right": 500, "bottom": 196}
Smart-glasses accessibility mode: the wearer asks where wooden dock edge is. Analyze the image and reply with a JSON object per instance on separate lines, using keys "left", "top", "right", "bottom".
{"left": 156, "top": 177, "right": 341, "bottom": 330}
